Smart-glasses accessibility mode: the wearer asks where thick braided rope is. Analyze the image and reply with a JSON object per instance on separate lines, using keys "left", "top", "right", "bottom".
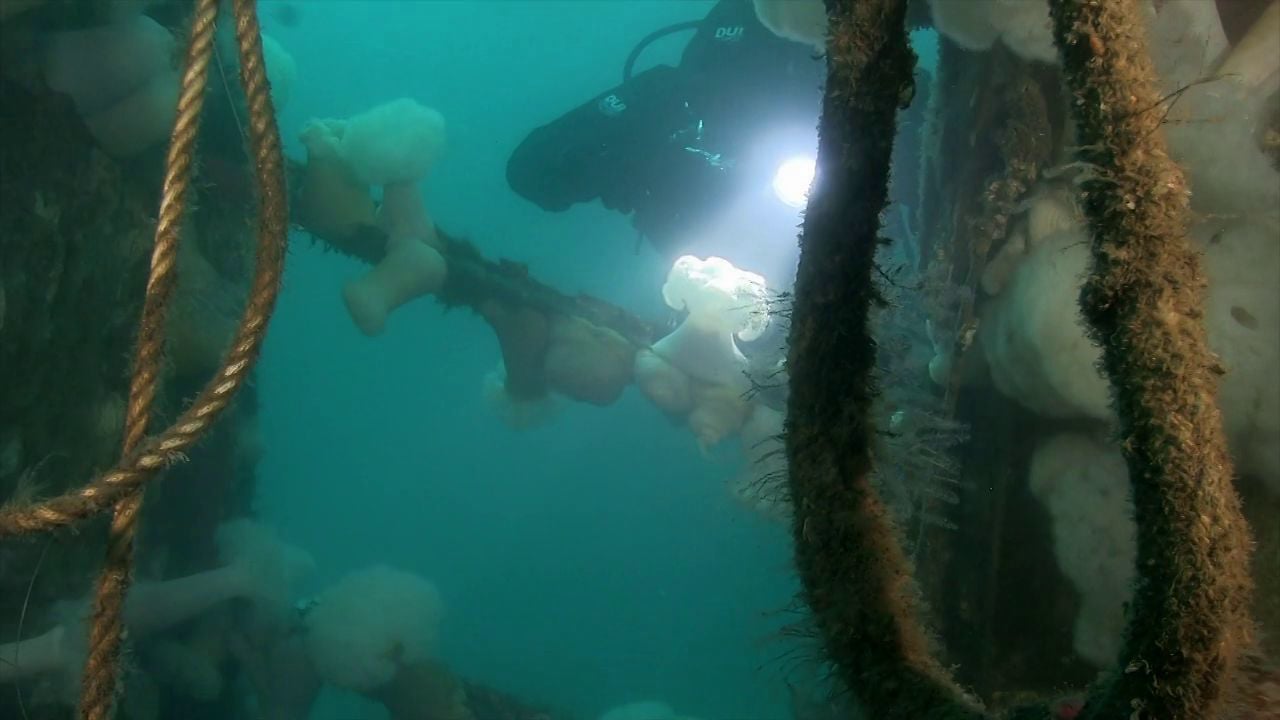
{"left": 784, "top": 1, "right": 985, "bottom": 717}
{"left": 78, "top": 0, "right": 221, "bottom": 715}
{"left": 1047, "top": 1, "right": 1254, "bottom": 718}
{"left": 0, "top": 0, "right": 288, "bottom": 540}
{"left": 785, "top": 1, "right": 1251, "bottom": 718}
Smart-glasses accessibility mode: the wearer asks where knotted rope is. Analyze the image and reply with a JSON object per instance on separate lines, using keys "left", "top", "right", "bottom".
{"left": 0, "top": 0, "right": 288, "bottom": 715}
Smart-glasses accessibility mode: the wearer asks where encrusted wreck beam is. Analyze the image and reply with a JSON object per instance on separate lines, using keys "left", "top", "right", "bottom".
{"left": 290, "top": 157, "right": 659, "bottom": 352}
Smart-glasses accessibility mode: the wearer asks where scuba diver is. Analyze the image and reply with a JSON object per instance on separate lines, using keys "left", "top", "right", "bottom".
{"left": 505, "top": 0, "right": 826, "bottom": 255}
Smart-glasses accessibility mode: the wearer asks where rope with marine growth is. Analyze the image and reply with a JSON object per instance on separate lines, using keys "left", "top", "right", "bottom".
{"left": 783, "top": 0, "right": 1252, "bottom": 718}
{"left": 1048, "top": 1, "right": 1253, "bottom": 717}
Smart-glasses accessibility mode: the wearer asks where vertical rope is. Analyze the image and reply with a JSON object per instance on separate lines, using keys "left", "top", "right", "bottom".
{"left": 73, "top": 0, "right": 290, "bottom": 715}
{"left": 1046, "top": 1, "right": 1255, "bottom": 718}
{"left": 785, "top": 1, "right": 984, "bottom": 717}
{"left": 785, "top": 0, "right": 1254, "bottom": 717}
{"left": 79, "top": 1, "right": 221, "bottom": 715}
{"left": 0, "top": 0, "right": 289, "bottom": 540}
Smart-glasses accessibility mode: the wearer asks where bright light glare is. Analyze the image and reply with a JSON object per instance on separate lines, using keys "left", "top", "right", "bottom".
{"left": 772, "top": 156, "right": 816, "bottom": 208}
